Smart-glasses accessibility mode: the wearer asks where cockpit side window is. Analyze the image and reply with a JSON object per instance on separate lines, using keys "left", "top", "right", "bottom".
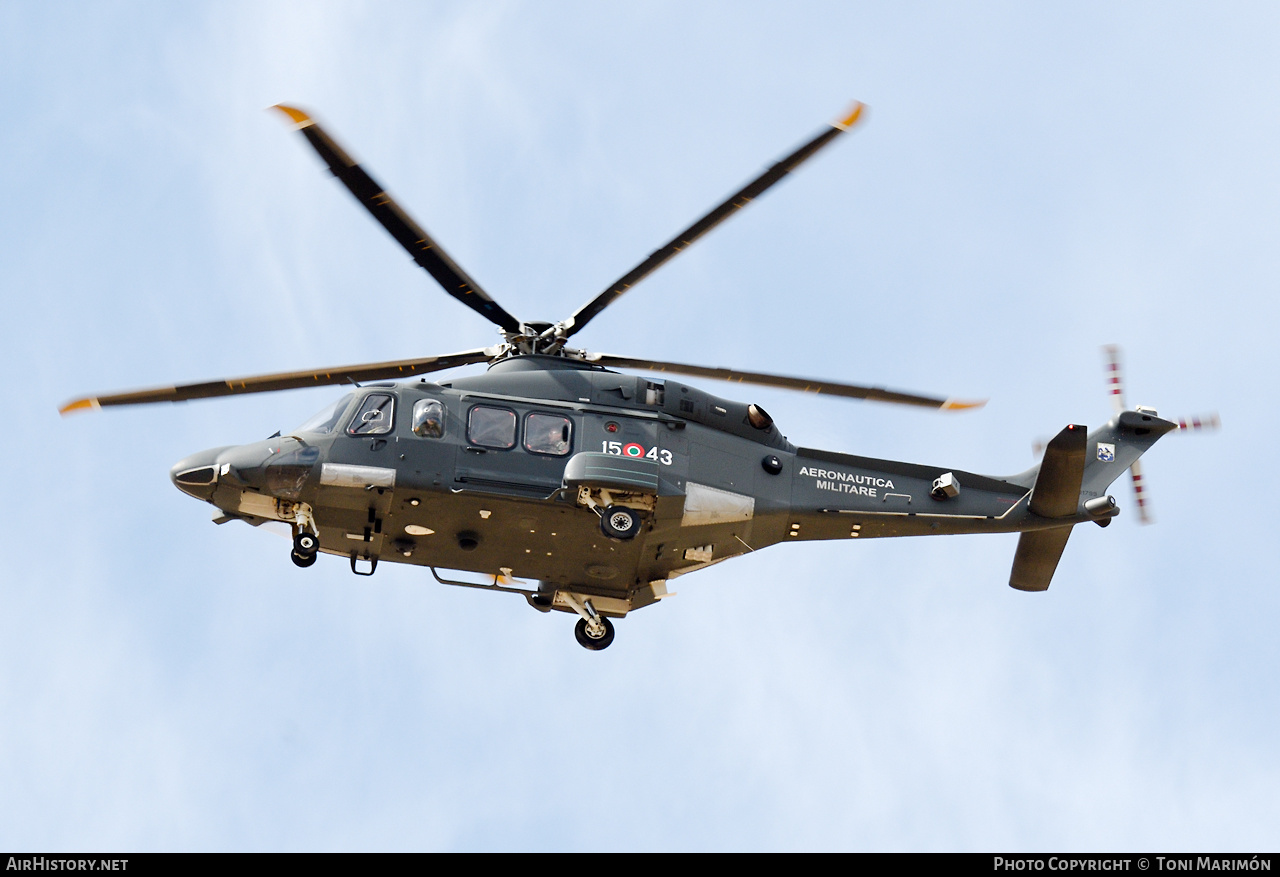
{"left": 347, "top": 393, "right": 395, "bottom": 436}
{"left": 467, "top": 405, "right": 516, "bottom": 449}
{"left": 412, "top": 399, "right": 446, "bottom": 438}
{"left": 524, "top": 412, "right": 572, "bottom": 456}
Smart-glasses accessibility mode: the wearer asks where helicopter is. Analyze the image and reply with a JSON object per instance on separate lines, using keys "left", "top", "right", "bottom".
{"left": 61, "top": 102, "right": 1194, "bottom": 650}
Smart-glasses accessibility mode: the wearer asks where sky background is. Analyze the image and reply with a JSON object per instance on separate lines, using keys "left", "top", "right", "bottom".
{"left": 2, "top": 1, "right": 1277, "bottom": 852}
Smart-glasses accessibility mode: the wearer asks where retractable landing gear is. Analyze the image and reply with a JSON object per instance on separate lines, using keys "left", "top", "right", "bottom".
{"left": 288, "top": 504, "right": 319, "bottom": 568}
{"left": 575, "top": 616, "right": 615, "bottom": 651}
{"left": 562, "top": 593, "right": 617, "bottom": 651}
{"left": 574, "top": 487, "right": 650, "bottom": 542}
{"left": 291, "top": 530, "right": 319, "bottom": 568}
{"left": 600, "top": 505, "right": 641, "bottom": 540}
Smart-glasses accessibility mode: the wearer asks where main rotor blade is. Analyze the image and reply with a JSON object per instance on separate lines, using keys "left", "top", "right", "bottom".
{"left": 59, "top": 348, "right": 493, "bottom": 414}
{"left": 585, "top": 353, "right": 985, "bottom": 411}
{"left": 273, "top": 105, "right": 523, "bottom": 334}
{"left": 562, "top": 103, "right": 867, "bottom": 339}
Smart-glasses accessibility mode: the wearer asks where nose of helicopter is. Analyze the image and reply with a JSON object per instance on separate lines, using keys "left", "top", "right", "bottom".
{"left": 170, "top": 442, "right": 277, "bottom": 500}
{"left": 170, "top": 447, "right": 232, "bottom": 500}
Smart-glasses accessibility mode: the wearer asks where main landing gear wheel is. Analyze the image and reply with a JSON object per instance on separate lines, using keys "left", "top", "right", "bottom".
{"left": 292, "top": 531, "right": 319, "bottom": 567}
{"left": 600, "top": 505, "right": 641, "bottom": 541}
{"left": 574, "top": 616, "right": 615, "bottom": 651}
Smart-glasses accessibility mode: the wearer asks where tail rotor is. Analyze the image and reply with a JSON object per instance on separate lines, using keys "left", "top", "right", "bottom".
{"left": 1101, "top": 345, "right": 1218, "bottom": 524}
{"left": 1174, "top": 413, "right": 1221, "bottom": 433}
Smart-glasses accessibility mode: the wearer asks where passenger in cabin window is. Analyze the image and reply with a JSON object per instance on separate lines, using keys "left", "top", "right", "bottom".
{"left": 413, "top": 399, "right": 445, "bottom": 438}
{"left": 526, "top": 413, "right": 571, "bottom": 456}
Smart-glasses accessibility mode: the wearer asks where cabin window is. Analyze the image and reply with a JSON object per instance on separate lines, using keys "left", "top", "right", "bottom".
{"left": 467, "top": 405, "right": 516, "bottom": 449}
{"left": 524, "top": 413, "right": 572, "bottom": 456}
{"left": 347, "top": 393, "right": 395, "bottom": 436}
{"left": 412, "top": 399, "right": 446, "bottom": 438}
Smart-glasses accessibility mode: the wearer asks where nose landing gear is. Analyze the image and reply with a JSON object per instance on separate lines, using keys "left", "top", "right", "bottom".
{"left": 291, "top": 529, "right": 319, "bottom": 568}
{"left": 286, "top": 503, "right": 320, "bottom": 568}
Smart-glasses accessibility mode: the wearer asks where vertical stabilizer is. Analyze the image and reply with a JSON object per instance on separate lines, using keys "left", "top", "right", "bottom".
{"left": 1009, "top": 423, "right": 1086, "bottom": 591}
{"left": 1028, "top": 424, "right": 1087, "bottom": 517}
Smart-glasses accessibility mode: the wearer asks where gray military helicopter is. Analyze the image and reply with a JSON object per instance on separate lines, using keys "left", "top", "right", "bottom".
{"left": 62, "top": 103, "right": 1187, "bottom": 650}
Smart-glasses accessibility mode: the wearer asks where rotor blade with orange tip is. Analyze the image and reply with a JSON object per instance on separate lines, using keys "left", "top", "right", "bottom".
{"left": 271, "top": 104, "right": 524, "bottom": 334}
{"left": 59, "top": 348, "right": 493, "bottom": 414}
{"left": 585, "top": 352, "right": 984, "bottom": 411}
{"left": 562, "top": 102, "right": 869, "bottom": 338}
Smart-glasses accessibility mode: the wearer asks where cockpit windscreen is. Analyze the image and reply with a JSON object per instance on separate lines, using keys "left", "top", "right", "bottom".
{"left": 291, "top": 393, "right": 355, "bottom": 435}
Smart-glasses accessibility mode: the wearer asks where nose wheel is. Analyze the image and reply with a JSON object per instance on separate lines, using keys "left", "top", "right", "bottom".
{"left": 574, "top": 616, "right": 615, "bottom": 650}
{"left": 291, "top": 530, "right": 319, "bottom": 568}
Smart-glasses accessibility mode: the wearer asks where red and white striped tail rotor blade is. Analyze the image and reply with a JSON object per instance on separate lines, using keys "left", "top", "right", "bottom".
{"left": 1102, "top": 345, "right": 1127, "bottom": 414}
{"left": 1175, "top": 412, "right": 1221, "bottom": 433}
{"left": 1129, "top": 458, "right": 1153, "bottom": 525}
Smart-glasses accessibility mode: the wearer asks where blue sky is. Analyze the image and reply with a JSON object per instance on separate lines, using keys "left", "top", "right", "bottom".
{"left": 3, "top": 1, "right": 1278, "bottom": 851}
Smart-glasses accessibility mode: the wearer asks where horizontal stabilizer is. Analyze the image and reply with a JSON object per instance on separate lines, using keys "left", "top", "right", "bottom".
{"left": 1009, "top": 527, "right": 1073, "bottom": 591}
{"left": 1030, "top": 424, "right": 1086, "bottom": 518}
